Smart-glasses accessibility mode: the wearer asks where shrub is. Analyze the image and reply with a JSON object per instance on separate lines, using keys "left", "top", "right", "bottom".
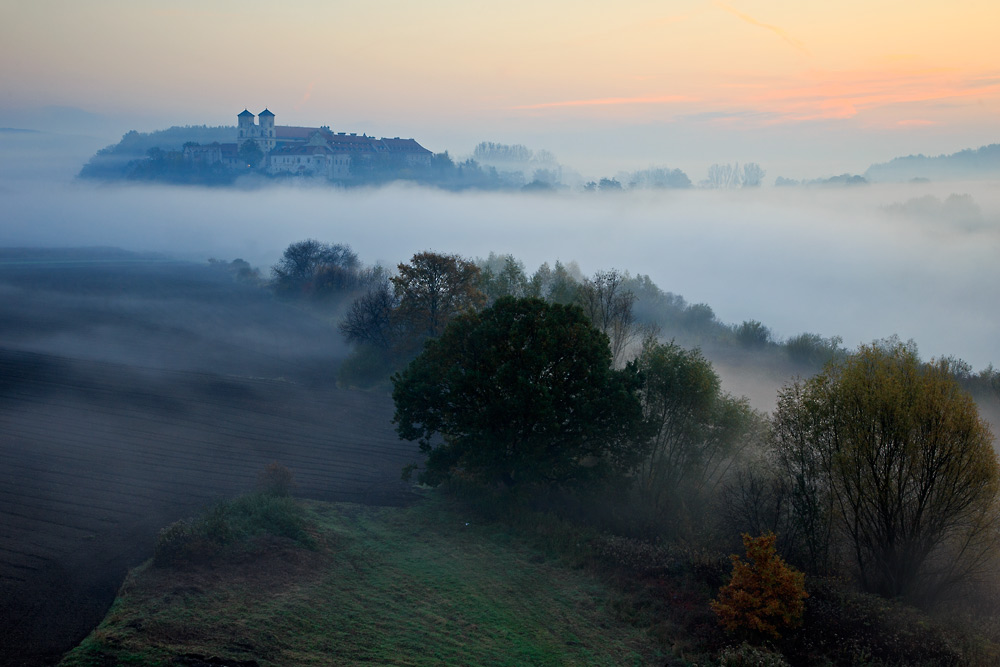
{"left": 735, "top": 320, "right": 772, "bottom": 348}
{"left": 717, "top": 642, "right": 790, "bottom": 667}
{"left": 256, "top": 462, "right": 295, "bottom": 497}
{"left": 786, "top": 578, "right": 967, "bottom": 666}
{"left": 153, "top": 518, "right": 219, "bottom": 567}
{"left": 783, "top": 333, "right": 843, "bottom": 367}
{"left": 711, "top": 533, "right": 808, "bottom": 639}
{"left": 153, "top": 493, "right": 312, "bottom": 568}
{"left": 590, "top": 534, "right": 681, "bottom": 577}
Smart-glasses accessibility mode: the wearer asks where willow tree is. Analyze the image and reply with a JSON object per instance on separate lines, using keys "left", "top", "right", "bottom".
{"left": 772, "top": 340, "right": 1000, "bottom": 599}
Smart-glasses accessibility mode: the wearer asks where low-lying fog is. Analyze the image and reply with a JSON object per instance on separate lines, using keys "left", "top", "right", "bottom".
{"left": 2, "top": 177, "right": 998, "bottom": 370}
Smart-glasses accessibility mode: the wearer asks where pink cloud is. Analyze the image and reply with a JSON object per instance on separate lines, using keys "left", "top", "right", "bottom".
{"left": 736, "top": 68, "right": 1000, "bottom": 123}
{"left": 714, "top": 2, "right": 810, "bottom": 56}
{"left": 295, "top": 82, "right": 315, "bottom": 112}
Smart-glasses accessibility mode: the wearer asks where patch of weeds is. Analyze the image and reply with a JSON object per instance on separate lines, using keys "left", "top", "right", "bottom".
{"left": 718, "top": 642, "right": 790, "bottom": 667}
{"left": 779, "top": 578, "right": 966, "bottom": 666}
{"left": 153, "top": 493, "right": 314, "bottom": 568}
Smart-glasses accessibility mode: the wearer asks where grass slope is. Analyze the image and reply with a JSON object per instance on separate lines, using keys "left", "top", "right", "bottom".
{"left": 60, "top": 495, "right": 660, "bottom": 666}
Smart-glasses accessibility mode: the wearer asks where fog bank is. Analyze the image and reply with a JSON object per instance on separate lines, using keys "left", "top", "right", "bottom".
{"left": 2, "top": 179, "right": 998, "bottom": 369}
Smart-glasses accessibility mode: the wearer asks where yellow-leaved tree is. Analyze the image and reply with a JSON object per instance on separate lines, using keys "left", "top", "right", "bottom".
{"left": 772, "top": 339, "right": 1000, "bottom": 600}
{"left": 712, "top": 532, "right": 808, "bottom": 639}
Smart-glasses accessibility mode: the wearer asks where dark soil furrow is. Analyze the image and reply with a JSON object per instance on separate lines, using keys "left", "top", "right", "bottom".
{"left": 0, "top": 256, "right": 420, "bottom": 666}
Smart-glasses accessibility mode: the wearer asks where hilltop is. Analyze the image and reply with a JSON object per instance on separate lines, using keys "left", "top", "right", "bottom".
{"left": 58, "top": 496, "right": 661, "bottom": 666}
{"left": 865, "top": 143, "right": 1000, "bottom": 182}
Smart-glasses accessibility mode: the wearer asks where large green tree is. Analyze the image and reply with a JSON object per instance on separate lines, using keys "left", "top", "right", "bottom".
{"left": 772, "top": 340, "right": 1000, "bottom": 599}
{"left": 392, "top": 297, "right": 644, "bottom": 487}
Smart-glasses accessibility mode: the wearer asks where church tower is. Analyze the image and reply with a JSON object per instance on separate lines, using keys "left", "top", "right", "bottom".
{"left": 258, "top": 109, "right": 275, "bottom": 151}
{"left": 237, "top": 109, "right": 255, "bottom": 142}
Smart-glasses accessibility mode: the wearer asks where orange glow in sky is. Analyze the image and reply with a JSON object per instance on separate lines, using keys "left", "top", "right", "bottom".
{"left": 2, "top": 0, "right": 998, "bottom": 174}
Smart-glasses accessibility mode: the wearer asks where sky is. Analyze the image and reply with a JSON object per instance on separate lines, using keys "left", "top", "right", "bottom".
{"left": 1, "top": 0, "right": 998, "bottom": 372}
{"left": 2, "top": 0, "right": 1000, "bottom": 179}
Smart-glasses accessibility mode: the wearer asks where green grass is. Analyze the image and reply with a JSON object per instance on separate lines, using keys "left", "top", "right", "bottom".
{"left": 59, "top": 495, "right": 661, "bottom": 666}
{"left": 151, "top": 492, "right": 314, "bottom": 568}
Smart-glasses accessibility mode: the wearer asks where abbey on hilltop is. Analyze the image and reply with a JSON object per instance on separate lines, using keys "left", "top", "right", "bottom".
{"left": 184, "top": 109, "right": 433, "bottom": 179}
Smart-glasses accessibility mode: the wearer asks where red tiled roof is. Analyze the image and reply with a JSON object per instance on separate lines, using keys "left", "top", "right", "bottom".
{"left": 328, "top": 134, "right": 377, "bottom": 144}
{"left": 379, "top": 137, "right": 431, "bottom": 153}
{"left": 271, "top": 125, "right": 431, "bottom": 155}
{"left": 271, "top": 144, "right": 335, "bottom": 156}
{"left": 275, "top": 126, "right": 328, "bottom": 140}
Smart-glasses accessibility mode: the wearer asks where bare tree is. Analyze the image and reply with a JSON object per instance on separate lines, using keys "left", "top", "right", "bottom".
{"left": 575, "top": 269, "right": 641, "bottom": 367}
{"left": 741, "top": 162, "right": 766, "bottom": 187}
{"left": 706, "top": 162, "right": 766, "bottom": 188}
{"left": 339, "top": 275, "right": 400, "bottom": 350}
{"left": 707, "top": 163, "right": 740, "bottom": 189}
{"left": 271, "top": 239, "right": 359, "bottom": 295}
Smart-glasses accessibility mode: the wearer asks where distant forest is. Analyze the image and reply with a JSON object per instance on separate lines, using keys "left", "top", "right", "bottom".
{"left": 78, "top": 126, "right": 233, "bottom": 181}
{"left": 212, "top": 241, "right": 1000, "bottom": 403}
{"left": 865, "top": 143, "right": 1000, "bottom": 182}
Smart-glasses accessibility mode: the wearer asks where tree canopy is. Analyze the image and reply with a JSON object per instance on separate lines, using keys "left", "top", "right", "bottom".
{"left": 271, "top": 240, "right": 359, "bottom": 296}
{"left": 635, "top": 339, "right": 759, "bottom": 531}
{"left": 391, "top": 251, "right": 485, "bottom": 340}
{"left": 575, "top": 269, "right": 641, "bottom": 368}
{"left": 392, "top": 297, "right": 644, "bottom": 487}
{"left": 772, "top": 340, "right": 1000, "bottom": 599}
{"left": 238, "top": 140, "right": 265, "bottom": 169}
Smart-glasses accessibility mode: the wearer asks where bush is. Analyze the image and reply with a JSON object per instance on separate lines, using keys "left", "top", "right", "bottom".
{"left": 717, "top": 642, "right": 790, "bottom": 667}
{"left": 153, "top": 493, "right": 312, "bottom": 568}
{"left": 711, "top": 533, "right": 808, "bottom": 640}
{"left": 786, "top": 578, "right": 967, "bottom": 666}
{"left": 256, "top": 462, "right": 295, "bottom": 497}
{"left": 153, "top": 518, "right": 219, "bottom": 567}
{"left": 590, "top": 534, "right": 681, "bottom": 577}
{"left": 735, "top": 320, "right": 772, "bottom": 348}
{"left": 783, "top": 333, "right": 843, "bottom": 367}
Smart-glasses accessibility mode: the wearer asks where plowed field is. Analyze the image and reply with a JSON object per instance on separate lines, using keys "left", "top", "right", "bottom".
{"left": 0, "top": 250, "right": 418, "bottom": 666}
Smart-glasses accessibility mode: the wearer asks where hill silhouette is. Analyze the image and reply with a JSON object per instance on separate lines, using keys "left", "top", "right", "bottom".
{"left": 865, "top": 143, "right": 1000, "bottom": 182}
{"left": 0, "top": 250, "right": 417, "bottom": 666}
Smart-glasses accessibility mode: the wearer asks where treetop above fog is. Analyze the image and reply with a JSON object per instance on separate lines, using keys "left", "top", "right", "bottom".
{"left": 391, "top": 296, "right": 644, "bottom": 487}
